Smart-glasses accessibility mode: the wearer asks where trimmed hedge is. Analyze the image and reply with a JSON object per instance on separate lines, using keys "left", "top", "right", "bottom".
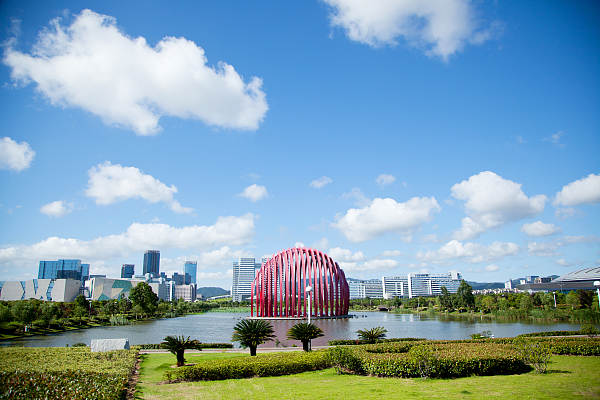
{"left": 328, "top": 338, "right": 425, "bottom": 346}
{"left": 517, "top": 330, "right": 583, "bottom": 337}
{"left": 134, "top": 342, "right": 233, "bottom": 350}
{"left": 166, "top": 350, "right": 331, "bottom": 382}
{"left": 0, "top": 347, "right": 138, "bottom": 400}
{"left": 335, "top": 342, "right": 530, "bottom": 378}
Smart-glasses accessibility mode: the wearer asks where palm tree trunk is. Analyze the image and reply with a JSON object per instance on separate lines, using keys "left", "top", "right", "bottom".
{"left": 250, "top": 346, "right": 257, "bottom": 356}
{"left": 302, "top": 340, "right": 309, "bottom": 352}
{"left": 177, "top": 349, "right": 185, "bottom": 366}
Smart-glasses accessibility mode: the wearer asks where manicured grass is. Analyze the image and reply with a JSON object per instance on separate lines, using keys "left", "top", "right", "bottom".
{"left": 136, "top": 354, "right": 600, "bottom": 399}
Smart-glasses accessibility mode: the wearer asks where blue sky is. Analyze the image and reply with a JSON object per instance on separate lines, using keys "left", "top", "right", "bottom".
{"left": 0, "top": 0, "right": 598, "bottom": 288}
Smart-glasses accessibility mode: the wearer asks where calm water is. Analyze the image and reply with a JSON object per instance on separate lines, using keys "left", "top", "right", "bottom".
{"left": 0, "top": 312, "right": 583, "bottom": 348}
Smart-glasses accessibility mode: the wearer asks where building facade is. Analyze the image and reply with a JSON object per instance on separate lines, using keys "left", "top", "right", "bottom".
{"left": 0, "top": 279, "right": 81, "bottom": 302}
{"left": 382, "top": 276, "right": 408, "bottom": 299}
{"left": 407, "top": 272, "right": 461, "bottom": 298}
{"left": 38, "top": 259, "right": 90, "bottom": 287}
{"left": 143, "top": 250, "right": 160, "bottom": 277}
{"left": 89, "top": 276, "right": 169, "bottom": 301}
{"left": 121, "top": 264, "right": 134, "bottom": 279}
{"left": 232, "top": 257, "right": 263, "bottom": 302}
{"left": 347, "top": 272, "right": 462, "bottom": 299}
{"left": 184, "top": 261, "right": 197, "bottom": 285}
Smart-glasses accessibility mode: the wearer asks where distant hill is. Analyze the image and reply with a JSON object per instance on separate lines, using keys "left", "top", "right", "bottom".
{"left": 197, "top": 287, "right": 230, "bottom": 298}
{"left": 466, "top": 281, "right": 505, "bottom": 290}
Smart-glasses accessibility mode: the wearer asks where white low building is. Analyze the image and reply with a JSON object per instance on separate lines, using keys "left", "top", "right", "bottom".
{"left": 0, "top": 279, "right": 81, "bottom": 302}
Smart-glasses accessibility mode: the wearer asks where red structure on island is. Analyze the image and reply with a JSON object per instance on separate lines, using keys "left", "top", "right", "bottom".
{"left": 251, "top": 247, "right": 350, "bottom": 318}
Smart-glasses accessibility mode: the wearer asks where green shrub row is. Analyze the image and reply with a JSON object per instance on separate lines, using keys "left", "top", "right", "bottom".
{"left": 447, "top": 337, "right": 600, "bottom": 356}
{"left": 0, "top": 347, "right": 138, "bottom": 400}
{"left": 0, "top": 370, "right": 128, "bottom": 400}
{"left": 133, "top": 342, "right": 233, "bottom": 350}
{"left": 328, "top": 337, "right": 425, "bottom": 346}
{"left": 332, "top": 342, "right": 530, "bottom": 378}
{"left": 166, "top": 350, "right": 331, "bottom": 382}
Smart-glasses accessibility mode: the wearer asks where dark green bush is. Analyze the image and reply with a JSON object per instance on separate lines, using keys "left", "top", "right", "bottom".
{"left": 328, "top": 346, "right": 363, "bottom": 374}
{"left": 134, "top": 342, "right": 233, "bottom": 350}
{"left": 166, "top": 350, "right": 331, "bottom": 382}
{"left": 517, "top": 330, "right": 581, "bottom": 337}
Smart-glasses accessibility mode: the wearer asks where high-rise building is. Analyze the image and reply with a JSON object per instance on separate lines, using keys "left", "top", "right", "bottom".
{"left": 382, "top": 276, "right": 408, "bottom": 298}
{"left": 171, "top": 272, "right": 185, "bottom": 285}
{"left": 121, "top": 264, "right": 134, "bottom": 279}
{"left": 232, "top": 257, "right": 264, "bottom": 302}
{"left": 407, "top": 271, "right": 461, "bottom": 298}
{"left": 143, "top": 250, "right": 160, "bottom": 277}
{"left": 184, "top": 261, "right": 197, "bottom": 285}
{"left": 38, "top": 259, "right": 90, "bottom": 287}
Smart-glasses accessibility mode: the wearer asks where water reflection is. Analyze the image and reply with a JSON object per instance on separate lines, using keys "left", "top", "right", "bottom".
{"left": 0, "top": 312, "right": 582, "bottom": 348}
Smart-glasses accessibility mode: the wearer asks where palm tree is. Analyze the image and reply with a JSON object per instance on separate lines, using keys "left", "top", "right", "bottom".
{"left": 231, "top": 319, "right": 276, "bottom": 356}
{"left": 287, "top": 322, "right": 324, "bottom": 352}
{"left": 161, "top": 335, "right": 201, "bottom": 367}
{"left": 356, "top": 326, "right": 387, "bottom": 343}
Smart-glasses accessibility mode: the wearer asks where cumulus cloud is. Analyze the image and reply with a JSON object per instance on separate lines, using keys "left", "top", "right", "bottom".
{"left": 328, "top": 247, "right": 365, "bottom": 262}
{"left": 323, "top": 0, "right": 495, "bottom": 60}
{"left": 338, "top": 258, "right": 398, "bottom": 273}
{"left": 418, "top": 239, "right": 519, "bottom": 264}
{"left": 554, "top": 173, "right": 600, "bottom": 207}
{"left": 521, "top": 221, "right": 561, "bottom": 237}
{"left": 239, "top": 184, "right": 268, "bottom": 202}
{"left": 334, "top": 196, "right": 440, "bottom": 242}
{"left": 0, "top": 214, "right": 255, "bottom": 269}
{"left": 294, "top": 242, "right": 306, "bottom": 248}
{"left": 376, "top": 174, "right": 396, "bottom": 186}
{"left": 381, "top": 250, "right": 402, "bottom": 257}
{"left": 86, "top": 161, "right": 192, "bottom": 213}
{"left": 312, "top": 237, "right": 329, "bottom": 250}
{"left": 543, "top": 131, "right": 565, "bottom": 147}
{"left": 451, "top": 171, "right": 546, "bottom": 240}
{"left": 485, "top": 264, "right": 499, "bottom": 272}
{"left": 3, "top": 9, "right": 267, "bottom": 135}
{"left": 310, "top": 176, "right": 333, "bottom": 189}
{"left": 0, "top": 137, "right": 35, "bottom": 171}
{"left": 40, "top": 200, "right": 73, "bottom": 218}
{"left": 527, "top": 241, "right": 558, "bottom": 257}
{"left": 556, "top": 258, "right": 573, "bottom": 267}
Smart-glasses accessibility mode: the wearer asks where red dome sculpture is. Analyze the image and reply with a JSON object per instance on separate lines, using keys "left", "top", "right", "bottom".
{"left": 251, "top": 247, "right": 349, "bottom": 318}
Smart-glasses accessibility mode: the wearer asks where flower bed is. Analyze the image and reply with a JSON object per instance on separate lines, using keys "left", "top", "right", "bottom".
{"left": 0, "top": 347, "right": 138, "bottom": 400}
{"left": 166, "top": 350, "right": 331, "bottom": 382}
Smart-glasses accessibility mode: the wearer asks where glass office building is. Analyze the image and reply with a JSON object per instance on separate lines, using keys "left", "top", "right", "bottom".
{"left": 121, "top": 264, "right": 134, "bottom": 279}
{"left": 184, "top": 261, "right": 197, "bottom": 285}
{"left": 38, "top": 259, "right": 90, "bottom": 287}
{"left": 143, "top": 250, "right": 160, "bottom": 277}
{"left": 232, "top": 257, "right": 264, "bottom": 302}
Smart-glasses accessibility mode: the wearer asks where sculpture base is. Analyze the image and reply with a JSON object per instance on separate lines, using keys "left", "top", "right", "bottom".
{"left": 247, "top": 314, "right": 352, "bottom": 320}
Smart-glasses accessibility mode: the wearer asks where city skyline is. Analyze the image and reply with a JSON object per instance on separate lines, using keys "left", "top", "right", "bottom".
{"left": 0, "top": 1, "right": 599, "bottom": 289}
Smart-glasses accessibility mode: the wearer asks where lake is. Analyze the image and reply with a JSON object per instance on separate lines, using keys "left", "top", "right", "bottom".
{"left": 0, "top": 311, "right": 583, "bottom": 348}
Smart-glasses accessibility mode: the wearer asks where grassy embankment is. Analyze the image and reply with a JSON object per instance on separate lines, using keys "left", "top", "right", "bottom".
{"left": 136, "top": 352, "right": 600, "bottom": 400}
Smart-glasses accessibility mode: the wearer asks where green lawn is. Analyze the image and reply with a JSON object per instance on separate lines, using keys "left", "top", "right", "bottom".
{"left": 136, "top": 353, "right": 600, "bottom": 400}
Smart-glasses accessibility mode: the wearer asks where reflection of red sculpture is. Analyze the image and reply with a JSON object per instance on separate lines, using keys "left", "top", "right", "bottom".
{"left": 251, "top": 248, "right": 349, "bottom": 318}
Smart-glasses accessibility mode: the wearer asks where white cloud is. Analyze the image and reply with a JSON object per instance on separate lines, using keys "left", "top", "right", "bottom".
{"left": 328, "top": 247, "right": 365, "bottom": 262}
{"left": 323, "top": 0, "right": 495, "bottom": 60}
{"left": 3, "top": 9, "right": 267, "bottom": 135}
{"left": 294, "top": 242, "right": 306, "bottom": 248}
{"left": 342, "top": 187, "right": 371, "bottom": 207}
{"left": 485, "top": 264, "right": 499, "bottom": 272}
{"left": 555, "top": 207, "right": 576, "bottom": 219}
{"left": 312, "top": 237, "right": 329, "bottom": 250}
{"left": 521, "top": 221, "right": 561, "bottom": 237}
{"left": 310, "top": 176, "right": 333, "bottom": 189}
{"left": 86, "top": 161, "right": 192, "bottom": 213}
{"left": 334, "top": 196, "right": 440, "bottom": 242}
{"left": 543, "top": 131, "right": 565, "bottom": 147}
{"left": 239, "top": 184, "right": 268, "bottom": 202}
{"left": 40, "top": 200, "right": 73, "bottom": 218}
{"left": 556, "top": 259, "right": 573, "bottom": 267}
{"left": 381, "top": 250, "right": 402, "bottom": 257}
{"left": 451, "top": 171, "right": 546, "bottom": 240}
{"left": 554, "top": 173, "right": 600, "bottom": 207}
{"left": 376, "top": 174, "right": 396, "bottom": 186}
{"left": 0, "top": 137, "right": 35, "bottom": 171}
{"left": 527, "top": 241, "right": 559, "bottom": 257}
{"left": 339, "top": 258, "right": 398, "bottom": 273}
{"left": 418, "top": 239, "right": 519, "bottom": 264}
{"left": 0, "top": 214, "right": 255, "bottom": 270}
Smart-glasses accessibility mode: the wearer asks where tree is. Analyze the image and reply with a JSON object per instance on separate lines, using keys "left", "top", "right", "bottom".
{"left": 519, "top": 294, "right": 533, "bottom": 312}
{"left": 161, "top": 335, "right": 201, "bottom": 367}
{"left": 129, "top": 282, "right": 158, "bottom": 315}
{"left": 74, "top": 294, "right": 90, "bottom": 311}
{"left": 231, "top": 319, "right": 275, "bottom": 356}
{"left": 576, "top": 290, "right": 593, "bottom": 309}
{"left": 439, "top": 286, "right": 453, "bottom": 310}
{"left": 456, "top": 281, "right": 475, "bottom": 309}
{"left": 11, "top": 301, "right": 37, "bottom": 324}
{"left": 480, "top": 295, "right": 496, "bottom": 313}
{"left": 356, "top": 326, "right": 387, "bottom": 343}
{"left": 287, "top": 322, "right": 324, "bottom": 351}
{"left": 566, "top": 291, "right": 580, "bottom": 310}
